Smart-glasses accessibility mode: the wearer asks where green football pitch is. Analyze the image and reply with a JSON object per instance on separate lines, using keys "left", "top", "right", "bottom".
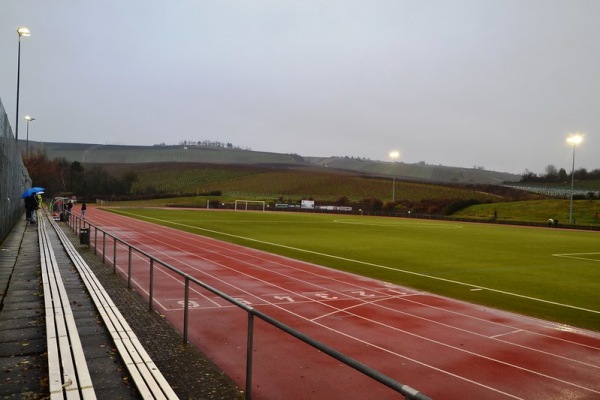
{"left": 107, "top": 208, "right": 600, "bottom": 331}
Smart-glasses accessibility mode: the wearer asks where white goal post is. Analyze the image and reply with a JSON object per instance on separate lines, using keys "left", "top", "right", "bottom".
{"left": 234, "top": 200, "right": 266, "bottom": 211}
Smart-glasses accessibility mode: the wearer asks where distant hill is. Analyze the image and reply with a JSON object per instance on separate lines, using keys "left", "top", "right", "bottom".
{"left": 25, "top": 141, "right": 520, "bottom": 185}
{"left": 304, "top": 156, "right": 519, "bottom": 184}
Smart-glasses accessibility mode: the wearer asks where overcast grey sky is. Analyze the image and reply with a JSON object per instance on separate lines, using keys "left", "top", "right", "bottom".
{"left": 1, "top": 1, "right": 598, "bottom": 174}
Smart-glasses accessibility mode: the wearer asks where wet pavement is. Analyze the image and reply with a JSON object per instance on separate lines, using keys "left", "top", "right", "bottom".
{"left": 0, "top": 217, "right": 242, "bottom": 400}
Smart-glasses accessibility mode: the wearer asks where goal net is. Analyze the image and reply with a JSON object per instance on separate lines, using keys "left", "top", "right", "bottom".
{"left": 234, "top": 200, "right": 266, "bottom": 211}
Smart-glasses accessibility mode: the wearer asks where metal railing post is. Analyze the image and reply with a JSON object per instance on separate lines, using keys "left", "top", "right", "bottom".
{"left": 246, "top": 313, "right": 255, "bottom": 400}
{"left": 113, "top": 240, "right": 117, "bottom": 274}
{"left": 183, "top": 277, "right": 190, "bottom": 344}
{"left": 127, "top": 246, "right": 132, "bottom": 289}
{"left": 149, "top": 258, "right": 154, "bottom": 311}
{"left": 102, "top": 232, "right": 106, "bottom": 264}
{"left": 93, "top": 227, "right": 98, "bottom": 255}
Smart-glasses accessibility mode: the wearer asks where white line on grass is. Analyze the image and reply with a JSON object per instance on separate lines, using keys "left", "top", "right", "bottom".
{"left": 115, "top": 210, "right": 600, "bottom": 316}
{"left": 333, "top": 219, "right": 463, "bottom": 229}
{"left": 553, "top": 253, "right": 600, "bottom": 262}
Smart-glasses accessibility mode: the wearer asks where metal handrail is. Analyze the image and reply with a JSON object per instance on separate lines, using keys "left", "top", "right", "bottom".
{"left": 67, "top": 212, "right": 431, "bottom": 400}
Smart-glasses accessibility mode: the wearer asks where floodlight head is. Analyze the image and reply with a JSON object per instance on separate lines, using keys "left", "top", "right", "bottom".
{"left": 17, "top": 27, "right": 30, "bottom": 37}
{"left": 566, "top": 133, "right": 583, "bottom": 146}
{"left": 25, "top": 115, "right": 35, "bottom": 121}
{"left": 389, "top": 150, "right": 400, "bottom": 160}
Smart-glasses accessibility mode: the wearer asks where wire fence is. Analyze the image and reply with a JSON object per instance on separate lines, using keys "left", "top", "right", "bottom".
{"left": 0, "top": 98, "right": 31, "bottom": 242}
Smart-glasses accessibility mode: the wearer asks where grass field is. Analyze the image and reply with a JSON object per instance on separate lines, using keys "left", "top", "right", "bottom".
{"left": 106, "top": 207, "right": 600, "bottom": 331}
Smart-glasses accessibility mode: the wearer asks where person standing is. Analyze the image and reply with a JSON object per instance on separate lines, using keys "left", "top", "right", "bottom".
{"left": 595, "top": 212, "right": 599, "bottom": 223}
{"left": 81, "top": 201, "right": 87, "bottom": 220}
{"left": 24, "top": 195, "right": 34, "bottom": 221}
{"left": 28, "top": 194, "right": 38, "bottom": 224}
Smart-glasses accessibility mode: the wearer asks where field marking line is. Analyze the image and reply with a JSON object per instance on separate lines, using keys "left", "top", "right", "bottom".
{"left": 94, "top": 214, "right": 355, "bottom": 314}
{"left": 261, "top": 294, "right": 529, "bottom": 399}
{"left": 368, "top": 297, "right": 600, "bottom": 368}
{"left": 96, "top": 211, "right": 600, "bottom": 392}
{"left": 331, "top": 301, "right": 600, "bottom": 395}
{"left": 398, "top": 296, "right": 600, "bottom": 349}
{"left": 333, "top": 219, "right": 463, "bottom": 229}
{"left": 104, "top": 214, "right": 467, "bottom": 335}
{"left": 491, "top": 330, "right": 523, "bottom": 339}
{"left": 553, "top": 252, "right": 600, "bottom": 262}
{"left": 107, "top": 211, "right": 600, "bottom": 356}
{"left": 554, "top": 252, "right": 600, "bottom": 255}
{"left": 311, "top": 295, "right": 405, "bottom": 322}
{"left": 113, "top": 210, "right": 600, "bottom": 316}
{"left": 92, "top": 228, "right": 223, "bottom": 310}
{"left": 236, "top": 289, "right": 526, "bottom": 399}
{"left": 94, "top": 212, "right": 416, "bottom": 311}
{"left": 330, "top": 291, "right": 600, "bottom": 371}
{"left": 97, "top": 211, "right": 600, "bottom": 394}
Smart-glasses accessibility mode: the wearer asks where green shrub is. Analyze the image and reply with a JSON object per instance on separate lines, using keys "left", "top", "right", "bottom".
{"left": 443, "top": 199, "right": 481, "bottom": 215}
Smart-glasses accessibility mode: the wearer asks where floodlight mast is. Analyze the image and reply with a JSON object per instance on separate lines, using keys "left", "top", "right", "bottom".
{"left": 566, "top": 133, "right": 583, "bottom": 224}
{"left": 25, "top": 115, "right": 35, "bottom": 154}
{"left": 389, "top": 151, "right": 400, "bottom": 203}
{"left": 15, "top": 27, "right": 30, "bottom": 142}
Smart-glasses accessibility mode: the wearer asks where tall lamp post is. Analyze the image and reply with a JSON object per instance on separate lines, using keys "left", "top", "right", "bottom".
{"left": 25, "top": 115, "right": 35, "bottom": 154}
{"left": 15, "top": 27, "right": 31, "bottom": 142}
{"left": 567, "top": 133, "right": 583, "bottom": 224}
{"left": 389, "top": 150, "right": 400, "bottom": 203}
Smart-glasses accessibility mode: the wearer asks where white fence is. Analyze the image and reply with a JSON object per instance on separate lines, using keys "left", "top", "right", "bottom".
{"left": 503, "top": 185, "right": 599, "bottom": 199}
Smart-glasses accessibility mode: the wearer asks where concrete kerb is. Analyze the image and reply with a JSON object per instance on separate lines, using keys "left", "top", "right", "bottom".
{"left": 54, "top": 218, "right": 243, "bottom": 400}
{"left": 0, "top": 219, "right": 48, "bottom": 399}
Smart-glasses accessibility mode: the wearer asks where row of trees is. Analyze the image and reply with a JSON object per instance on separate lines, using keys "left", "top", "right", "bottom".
{"left": 23, "top": 151, "right": 137, "bottom": 199}
{"left": 521, "top": 165, "right": 600, "bottom": 183}
{"left": 153, "top": 140, "right": 251, "bottom": 150}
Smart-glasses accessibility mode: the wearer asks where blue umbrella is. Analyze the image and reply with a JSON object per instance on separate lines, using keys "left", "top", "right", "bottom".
{"left": 21, "top": 187, "right": 45, "bottom": 199}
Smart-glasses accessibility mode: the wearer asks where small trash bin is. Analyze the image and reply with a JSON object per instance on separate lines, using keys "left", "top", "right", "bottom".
{"left": 79, "top": 228, "right": 90, "bottom": 245}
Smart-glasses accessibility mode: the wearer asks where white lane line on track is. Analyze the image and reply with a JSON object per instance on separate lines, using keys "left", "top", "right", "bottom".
{"left": 94, "top": 211, "right": 600, "bottom": 374}
{"left": 92, "top": 213, "right": 414, "bottom": 312}
{"left": 91, "top": 212, "right": 600, "bottom": 398}
{"left": 368, "top": 297, "right": 600, "bottom": 370}
{"left": 257, "top": 296, "right": 528, "bottom": 399}
{"left": 94, "top": 228, "right": 224, "bottom": 310}
{"left": 95, "top": 218, "right": 355, "bottom": 315}
{"left": 318, "top": 299, "right": 600, "bottom": 396}
{"left": 94, "top": 212, "right": 593, "bottom": 357}
{"left": 305, "top": 288, "right": 600, "bottom": 372}
{"left": 398, "top": 296, "right": 600, "bottom": 351}
{"left": 311, "top": 295, "right": 403, "bottom": 322}
{"left": 101, "top": 241, "right": 177, "bottom": 311}
{"left": 491, "top": 329, "right": 523, "bottom": 339}
{"left": 117, "top": 215, "right": 596, "bottom": 396}
{"left": 111, "top": 210, "right": 600, "bottom": 316}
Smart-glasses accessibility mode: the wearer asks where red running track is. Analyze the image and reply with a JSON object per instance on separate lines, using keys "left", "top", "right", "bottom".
{"left": 81, "top": 207, "right": 600, "bottom": 400}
